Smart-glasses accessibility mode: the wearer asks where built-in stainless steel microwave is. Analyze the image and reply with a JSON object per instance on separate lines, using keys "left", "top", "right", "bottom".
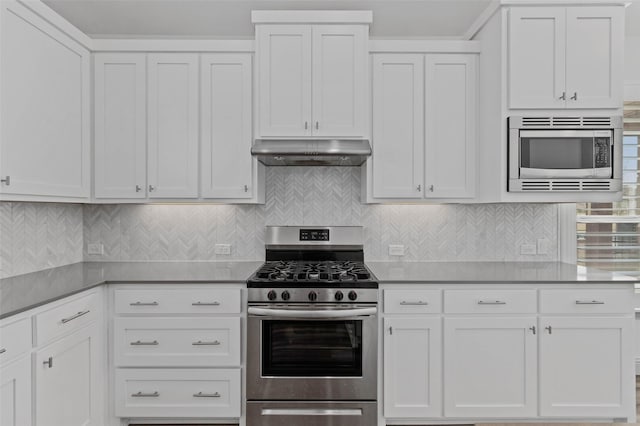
{"left": 508, "top": 116, "right": 623, "bottom": 192}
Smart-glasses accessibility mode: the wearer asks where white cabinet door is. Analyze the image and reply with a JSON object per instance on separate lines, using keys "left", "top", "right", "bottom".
{"left": 0, "top": 356, "right": 31, "bottom": 426}
{"left": 35, "top": 323, "right": 102, "bottom": 426}
{"left": 540, "top": 316, "right": 634, "bottom": 418}
{"left": 371, "top": 54, "right": 424, "bottom": 199}
{"left": 443, "top": 317, "right": 537, "bottom": 418}
{"left": 508, "top": 7, "right": 566, "bottom": 109}
{"left": 425, "top": 54, "right": 476, "bottom": 199}
{"left": 257, "top": 25, "right": 312, "bottom": 137}
{"left": 147, "top": 54, "right": 199, "bottom": 198}
{"left": 201, "top": 54, "right": 253, "bottom": 199}
{"left": 565, "top": 7, "right": 624, "bottom": 109}
{"left": 0, "top": 1, "right": 90, "bottom": 198}
{"left": 384, "top": 317, "right": 442, "bottom": 418}
{"left": 311, "top": 25, "right": 367, "bottom": 137}
{"left": 94, "top": 53, "right": 147, "bottom": 199}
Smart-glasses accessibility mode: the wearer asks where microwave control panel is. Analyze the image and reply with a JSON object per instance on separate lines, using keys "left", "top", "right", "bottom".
{"left": 594, "top": 138, "right": 610, "bottom": 168}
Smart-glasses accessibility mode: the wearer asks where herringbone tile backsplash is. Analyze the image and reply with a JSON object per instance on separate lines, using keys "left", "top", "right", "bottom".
{"left": 0, "top": 167, "right": 559, "bottom": 278}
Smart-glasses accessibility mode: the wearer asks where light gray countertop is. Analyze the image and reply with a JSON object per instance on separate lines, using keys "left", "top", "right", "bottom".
{"left": 1, "top": 261, "right": 636, "bottom": 320}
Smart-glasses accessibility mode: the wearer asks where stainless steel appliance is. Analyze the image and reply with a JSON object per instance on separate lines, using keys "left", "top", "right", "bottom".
{"left": 508, "top": 116, "right": 623, "bottom": 192}
{"left": 246, "top": 226, "right": 378, "bottom": 426}
{"left": 251, "top": 139, "right": 372, "bottom": 166}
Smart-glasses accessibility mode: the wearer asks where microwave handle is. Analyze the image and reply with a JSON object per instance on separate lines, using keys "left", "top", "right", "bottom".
{"left": 248, "top": 306, "right": 377, "bottom": 319}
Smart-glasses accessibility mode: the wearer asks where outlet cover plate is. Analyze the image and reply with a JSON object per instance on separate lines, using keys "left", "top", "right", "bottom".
{"left": 389, "top": 244, "right": 405, "bottom": 256}
{"left": 520, "top": 243, "right": 537, "bottom": 255}
{"left": 87, "top": 243, "right": 103, "bottom": 255}
{"left": 215, "top": 244, "right": 231, "bottom": 255}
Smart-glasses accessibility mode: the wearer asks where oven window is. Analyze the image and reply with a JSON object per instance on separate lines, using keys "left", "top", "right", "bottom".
{"left": 262, "top": 320, "right": 363, "bottom": 377}
{"left": 521, "top": 137, "right": 597, "bottom": 169}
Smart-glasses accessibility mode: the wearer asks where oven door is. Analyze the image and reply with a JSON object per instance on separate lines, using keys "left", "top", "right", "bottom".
{"left": 247, "top": 304, "right": 377, "bottom": 401}
{"left": 512, "top": 129, "right": 613, "bottom": 179}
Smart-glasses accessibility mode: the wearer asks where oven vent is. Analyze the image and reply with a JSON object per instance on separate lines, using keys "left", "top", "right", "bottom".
{"left": 521, "top": 117, "right": 551, "bottom": 127}
{"left": 552, "top": 117, "right": 581, "bottom": 126}
{"left": 582, "top": 117, "right": 611, "bottom": 127}
{"left": 521, "top": 181, "right": 551, "bottom": 191}
{"left": 582, "top": 181, "right": 611, "bottom": 191}
{"left": 551, "top": 181, "right": 581, "bottom": 191}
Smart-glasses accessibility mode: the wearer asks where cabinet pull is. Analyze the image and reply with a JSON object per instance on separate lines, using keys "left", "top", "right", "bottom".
{"left": 575, "top": 300, "right": 605, "bottom": 305}
{"left": 149, "top": 185, "right": 156, "bottom": 192}
{"left": 477, "top": 300, "right": 506, "bottom": 305}
{"left": 305, "top": 121, "right": 308, "bottom": 130}
{"left": 0, "top": 176, "right": 10, "bottom": 186}
{"left": 130, "top": 301, "right": 159, "bottom": 306}
{"left": 0, "top": 348, "right": 6, "bottom": 355}
{"left": 389, "top": 326, "right": 393, "bottom": 335}
{"left": 192, "top": 301, "right": 220, "bottom": 306}
{"left": 416, "top": 184, "right": 422, "bottom": 192}
{"left": 315, "top": 121, "right": 319, "bottom": 130}
{"left": 135, "top": 185, "right": 142, "bottom": 192}
{"left": 61, "top": 310, "right": 90, "bottom": 324}
{"left": 192, "top": 340, "right": 221, "bottom": 346}
{"left": 132, "top": 391, "right": 159, "bottom": 398}
{"left": 130, "top": 340, "right": 159, "bottom": 346}
{"left": 545, "top": 326, "right": 552, "bottom": 334}
{"left": 429, "top": 185, "right": 434, "bottom": 192}
{"left": 400, "top": 301, "right": 428, "bottom": 306}
{"left": 530, "top": 326, "right": 536, "bottom": 335}
{"left": 193, "top": 392, "right": 221, "bottom": 398}
{"left": 570, "top": 92, "right": 578, "bottom": 101}
{"left": 244, "top": 185, "right": 249, "bottom": 193}
{"left": 559, "top": 92, "right": 566, "bottom": 101}
{"left": 43, "top": 357, "right": 53, "bottom": 368}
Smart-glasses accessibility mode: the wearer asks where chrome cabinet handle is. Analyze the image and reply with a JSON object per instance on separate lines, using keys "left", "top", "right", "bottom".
{"left": 61, "top": 310, "right": 90, "bottom": 324}
{"left": 389, "top": 326, "right": 393, "bottom": 335}
{"left": 400, "top": 301, "right": 428, "bottom": 306}
{"left": 192, "top": 340, "right": 220, "bottom": 346}
{"left": 417, "top": 184, "right": 421, "bottom": 192}
{"left": 148, "top": 185, "right": 156, "bottom": 192}
{"left": 130, "top": 301, "right": 159, "bottom": 306}
{"left": 477, "top": 300, "right": 506, "bottom": 305}
{"left": 192, "top": 301, "right": 220, "bottom": 306}
{"left": 545, "top": 326, "right": 552, "bottom": 334}
{"left": 132, "top": 391, "right": 159, "bottom": 398}
{"left": 262, "top": 408, "right": 362, "bottom": 416}
{"left": 530, "top": 326, "right": 536, "bottom": 335}
{"left": 559, "top": 92, "right": 566, "bottom": 101}
{"left": 43, "top": 357, "right": 53, "bottom": 368}
{"left": 0, "top": 348, "right": 6, "bottom": 355}
{"left": 575, "top": 300, "right": 605, "bottom": 305}
{"left": 193, "top": 392, "right": 220, "bottom": 398}
{"left": 130, "top": 340, "right": 159, "bottom": 346}
{"left": 135, "top": 185, "right": 142, "bottom": 192}
{"left": 315, "top": 121, "right": 319, "bottom": 130}
{"left": 429, "top": 185, "right": 434, "bottom": 192}
{"left": 304, "top": 121, "right": 308, "bottom": 130}
{"left": 244, "top": 185, "right": 249, "bottom": 192}
{"left": 570, "top": 92, "right": 578, "bottom": 101}
{"left": 0, "top": 176, "right": 10, "bottom": 185}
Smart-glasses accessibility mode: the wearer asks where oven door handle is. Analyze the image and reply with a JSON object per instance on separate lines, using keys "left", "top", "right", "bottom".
{"left": 248, "top": 307, "right": 377, "bottom": 319}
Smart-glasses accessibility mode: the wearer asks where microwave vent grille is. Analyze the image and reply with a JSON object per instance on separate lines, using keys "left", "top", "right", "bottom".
{"left": 582, "top": 181, "right": 611, "bottom": 191}
{"left": 520, "top": 180, "right": 612, "bottom": 191}
{"left": 582, "top": 117, "right": 612, "bottom": 127}
{"left": 520, "top": 116, "right": 612, "bottom": 128}
{"left": 521, "top": 181, "right": 551, "bottom": 191}
{"left": 551, "top": 181, "right": 581, "bottom": 191}
{"left": 552, "top": 117, "right": 581, "bottom": 126}
{"left": 521, "top": 117, "right": 552, "bottom": 127}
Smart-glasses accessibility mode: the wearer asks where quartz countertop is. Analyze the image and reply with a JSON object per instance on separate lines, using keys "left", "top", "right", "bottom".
{"left": 1, "top": 260, "right": 636, "bottom": 320}
{"left": 0, "top": 261, "right": 262, "bottom": 320}
{"left": 367, "top": 261, "right": 638, "bottom": 284}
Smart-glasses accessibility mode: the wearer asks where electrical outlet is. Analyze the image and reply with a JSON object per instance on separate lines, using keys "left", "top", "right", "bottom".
{"left": 388, "top": 244, "right": 405, "bottom": 256}
{"left": 537, "top": 238, "right": 549, "bottom": 255}
{"left": 215, "top": 244, "right": 231, "bottom": 255}
{"left": 520, "top": 243, "right": 537, "bottom": 255}
{"left": 87, "top": 243, "right": 103, "bottom": 255}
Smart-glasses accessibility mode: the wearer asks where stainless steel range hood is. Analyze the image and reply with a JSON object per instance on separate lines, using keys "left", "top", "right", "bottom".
{"left": 251, "top": 139, "right": 372, "bottom": 166}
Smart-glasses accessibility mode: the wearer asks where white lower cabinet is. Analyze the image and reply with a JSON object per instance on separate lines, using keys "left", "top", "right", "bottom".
{"left": 383, "top": 317, "right": 442, "bottom": 418}
{"left": 35, "top": 323, "right": 103, "bottom": 426}
{"left": 443, "top": 316, "right": 537, "bottom": 418}
{"left": 539, "top": 316, "right": 634, "bottom": 418}
{"left": 0, "top": 356, "right": 31, "bottom": 426}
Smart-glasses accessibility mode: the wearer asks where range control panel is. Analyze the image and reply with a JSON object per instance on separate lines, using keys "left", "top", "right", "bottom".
{"left": 300, "top": 229, "right": 330, "bottom": 242}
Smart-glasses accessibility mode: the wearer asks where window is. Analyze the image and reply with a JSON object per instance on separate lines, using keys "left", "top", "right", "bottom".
{"left": 576, "top": 102, "right": 640, "bottom": 278}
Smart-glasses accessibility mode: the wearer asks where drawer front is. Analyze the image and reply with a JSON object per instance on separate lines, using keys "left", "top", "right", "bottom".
{"left": 384, "top": 289, "right": 442, "bottom": 314}
{"left": 444, "top": 289, "right": 537, "bottom": 314}
{"left": 35, "top": 292, "right": 99, "bottom": 346}
{"left": 540, "top": 289, "right": 633, "bottom": 314}
{"left": 0, "top": 318, "right": 31, "bottom": 365}
{"left": 114, "top": 317, "right": 240, "bottom": 367}
{"left": 115, "top": 368, "right": 241, "bottom": 418}
{"left": 114, "top": 288, "right": 241, "bottom": 314}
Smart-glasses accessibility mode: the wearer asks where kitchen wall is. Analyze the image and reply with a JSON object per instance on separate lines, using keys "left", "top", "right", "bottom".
{"left": 84, "top": 167, "right": 558, "bottom": 263}
{"left": 625, "top": 35, "right": 640, "bottom": 100}
{"left": 0, "top": 202, "right": 83, "bottom": 278}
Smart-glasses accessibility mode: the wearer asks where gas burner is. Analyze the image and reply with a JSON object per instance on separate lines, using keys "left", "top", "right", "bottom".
{"left": 249, "top": 260, "right": 376, "bottom": 287}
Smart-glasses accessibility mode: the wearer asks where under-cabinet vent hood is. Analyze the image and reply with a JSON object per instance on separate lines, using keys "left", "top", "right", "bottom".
{"left": 251, "top": 139, "right": 372, "bottom": 166}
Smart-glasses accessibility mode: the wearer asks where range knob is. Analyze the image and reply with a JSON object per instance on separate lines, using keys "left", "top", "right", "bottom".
{"left": 281, "top": 290, "right": 291, "bottom": 301}
{"left": 334, "top": 290, "right": 344, "bottom": 301}
{"left": 348, "top": 290, "right": 358, "bottom": 301}
{"left": 267, "top": 290, "right": 277, "bottom": 301}
{"left": 308, "top": 291, "right": 318, "bottom": 302}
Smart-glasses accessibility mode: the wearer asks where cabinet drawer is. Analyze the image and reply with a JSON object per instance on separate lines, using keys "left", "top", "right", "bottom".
{"left": 35, "top": 292, "right": 99, "bottom": 346}
{"left": 540, "top": 289, "right": 633, "bottom": 314}
{"left": 444, "top": 290, "right": 537, "bottom": 314}
{"left": 114, "top": 288, "right": 241, "bottom": 314}
{"left": 115, "top": 368, "right": 240, "bottom": 418}
{"left": 0, "top": 318, "right": 31, "bottom": 365}
{"left": 114, "top": 317, "right": 240, "bottom": 367}
{"left": 384, "top": 290, "right": 442, "bottom": 314}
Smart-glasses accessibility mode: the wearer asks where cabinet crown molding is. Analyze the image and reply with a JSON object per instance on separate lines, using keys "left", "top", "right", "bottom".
{"left": 251, "top": 10, "right": 373, "bottom": 25}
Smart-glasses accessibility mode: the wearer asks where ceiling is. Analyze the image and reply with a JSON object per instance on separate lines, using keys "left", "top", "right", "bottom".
{"left": 42, "top": 0, "right": 494, "bottom": 39}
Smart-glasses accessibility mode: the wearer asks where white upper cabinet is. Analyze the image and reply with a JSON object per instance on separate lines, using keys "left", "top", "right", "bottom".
{"left": 147, "top": 54, "right": 199, "bottom": 198}
{"left": 256, "top": 21, "right": 368, "bottom": 138}
{"left": 371, "top": 54, "right": 424, "bottom": 199}
{"left": 425, "top": 54, "right": 476, "bottom": 199}
{"left": 201, "top": 54, "right": 254, "bottom": 199}
{"left": 94, "top": 54, "right": 147, "bottom": 199}
{"left": 0, "top": 1, "right": 90, "bottom": 200}
{"left": 509, "top": 6, "right": 623, "bottom": 109}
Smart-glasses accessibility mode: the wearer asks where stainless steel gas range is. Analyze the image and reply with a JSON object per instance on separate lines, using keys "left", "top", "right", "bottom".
{"left": 246, "top": 226, "right": 378, "bottom": 426}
